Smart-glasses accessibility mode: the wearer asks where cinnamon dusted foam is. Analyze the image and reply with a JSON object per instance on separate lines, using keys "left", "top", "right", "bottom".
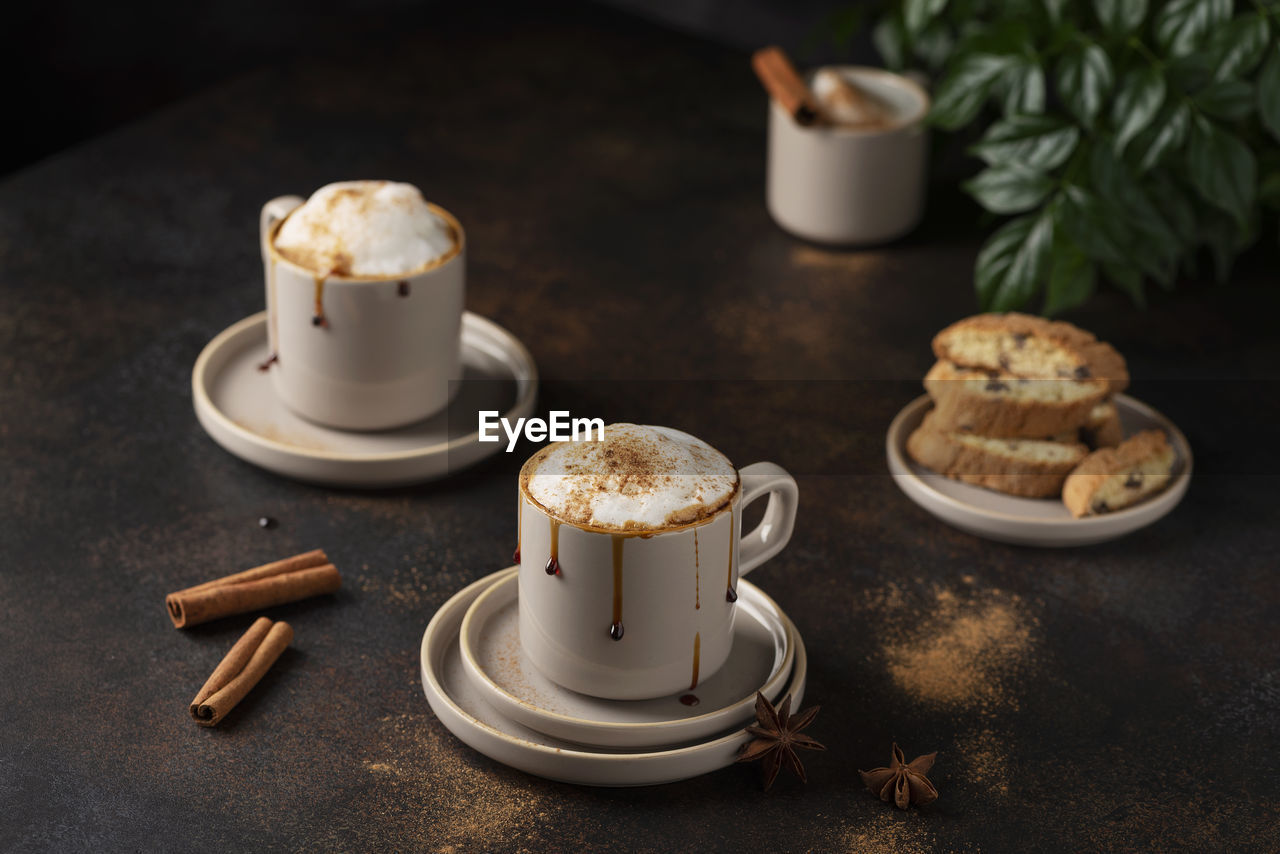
{"left": 520, "top": 424, "right": 738, "bottom": 532}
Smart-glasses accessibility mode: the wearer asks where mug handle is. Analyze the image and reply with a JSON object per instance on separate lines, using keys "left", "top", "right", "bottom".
{"left": 737, "top": 462, "right": 799, "bottom": 577}
{"left": 260, "top": 196, "right": 304, "bottom": 262}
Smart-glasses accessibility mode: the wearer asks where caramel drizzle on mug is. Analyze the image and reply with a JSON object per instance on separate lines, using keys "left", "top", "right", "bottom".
{"left": 725, "top": 507, "right": 738, "bottom": 603}
{"left": 513, "top": 492, "right": 522, "bottom": 565}
{"left": 694, "top": 528, "right": 700, "bottom": 610}
{"left": 544, "top": 519, "right": 561, "bottom": 576}
{"left": 609, "top": 535, "right": 624, "bottom": 641}
{"left": 261, "top": 257, "right": 280, "bottom": 369}
{"left": 312, "top": 276, "right": 329, "bottom": 328}
{"left": 690, "top": 632, "right": 701, "bottom": 690}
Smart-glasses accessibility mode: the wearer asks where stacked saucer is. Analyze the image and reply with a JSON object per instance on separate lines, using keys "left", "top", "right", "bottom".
{"left": 420, "top": 567, "right": 808, "bottom": 786}
{"left": 191, "top": 311, "right": 538, "bottom": 487}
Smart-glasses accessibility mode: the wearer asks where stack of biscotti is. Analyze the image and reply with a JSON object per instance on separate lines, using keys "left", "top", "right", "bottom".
{"left": 908, "top": 313, "right": 1130, "bottom": 498}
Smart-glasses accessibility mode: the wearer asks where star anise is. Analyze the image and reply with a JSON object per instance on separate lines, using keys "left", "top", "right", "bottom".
{"left": 859, "top": 743, "right": 938, "bottom": 809}
{"left": 736, "top": 691, "right": 825, "bottom": 790}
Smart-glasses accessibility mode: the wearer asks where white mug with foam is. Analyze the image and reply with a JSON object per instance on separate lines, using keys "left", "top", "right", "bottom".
{"left": 766, "top": 66, "right": 930, "bottom": 245}
{"left": 513, "top": 425, "right": 799, "bottom": 700}
{"left": 259, "top": 181, "right": 466, "bottom": 430}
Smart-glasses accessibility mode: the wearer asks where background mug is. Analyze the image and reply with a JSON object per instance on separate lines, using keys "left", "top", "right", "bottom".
{"left": 766, "top": 66, "right": 930, "bottom": 245}
{"left": 259, "top": 195, "right": 466, "bottom": 431}
{"left": 516, "top": 458, "right": 799, "bottom": 700}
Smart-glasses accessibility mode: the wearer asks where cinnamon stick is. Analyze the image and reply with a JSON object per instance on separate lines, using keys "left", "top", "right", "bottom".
{"left": 166, "top": 549, "right": 341, "bottom": 628}
{"left": 190, "top": 616, "right": 293, "bottom": 726}
{"left": 752, "top": 46, "right": 824, "bottom": 126}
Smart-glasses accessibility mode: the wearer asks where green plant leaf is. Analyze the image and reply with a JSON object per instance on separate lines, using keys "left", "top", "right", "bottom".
{"left": 1056, "top": 185, "right": 1130, "bottom": 266}
{"left": 1043, "top": 239, "right": 1097, "bottom": 315}
{"left": 1042, "top": 0, "right": 1069, "bottom": 26}
{"left": 1131, "top": 102, "right": 1190, "bottom": 173}
{"left": 1187, "top": 117, "right": 1257, "bottom": 226}
{"left": 930, "top": 53, "right": 1018, "bottom": 129}
{"left": 1056, "top": 41, "right": 1113, "bottom": 128}
{"left": 1194, "top": 79, "right": 1255, "bottom": 120}
{"left": 975, "top": 211, "right": 1054, "bottom": 310}
{"left": 1154, "top": 0, "right": 1232, "bottom": 59}
{"left": 1207, "top": 13, "right": 1270, "bottom": 80}
{"left": 964, "top": 165, "right": 1056, "bottom": 213}
{"left": 904, "top": 0, "right": 949, "bottom": 37}
{"left": 1093, "top": 0, "right": 1147, "bottom": 37}
{"left": 1001, "top": 58, "right": 1047, "bottom": 114}
{"left": 1146, "top": 174, "right": 1199, "bottom": 246}
{"left": 1089, "top": 144, "right": 1180, "bottom": 283}
{"left": 914, "top": 22, "right": 959, "bottom": 71}
{"left": 970, "top": 114, "right": 1079, "bottom": 170}
{"left": 1198, "top": 207, "right": 1251, "bottom": 282}
{"left": 1111, "top": 67, "right": 1166, "bottom": 154}
{"left": 1259, "top": 45, "right": 1280, "bottom": 142}
{"left": 872, "top": 12, "right": 907, "bottom": 70}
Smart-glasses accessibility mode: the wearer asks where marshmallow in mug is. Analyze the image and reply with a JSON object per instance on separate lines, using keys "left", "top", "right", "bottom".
{"left": 811, "top": 68, "right": 898, "bottom": 128}
{"left": 273, "top": 180, "right": 456, "bottom": 277}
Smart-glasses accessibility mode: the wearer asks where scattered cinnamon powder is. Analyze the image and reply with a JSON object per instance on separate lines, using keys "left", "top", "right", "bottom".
{"left": 876, "top": 584, "right": 1037, "bottom": 713}
{"left": 954, "top": 728, "right": 1011, "bottom": 795}
{"left": 363, "top": 712, "right": 576, "bottom": 851}
{"left": 837, "top": 811, "right": 941, "bottom": 853}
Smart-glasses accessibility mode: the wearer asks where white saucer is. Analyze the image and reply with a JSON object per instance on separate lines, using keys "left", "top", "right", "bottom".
{"left": 886, "top": 393, "right": 1192, "bottom": 547}
{"left": 192, "top": 311, "right": 538, "bottom": 487}
{"left": 458, "top": 572, "right": 795, "bottom": 749}
{"left": 420, "top": 568, "right": 809, "bottom": 787}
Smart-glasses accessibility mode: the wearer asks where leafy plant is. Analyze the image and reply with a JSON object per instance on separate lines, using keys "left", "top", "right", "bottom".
{"left": 873, "top": 0, "right": 1280, "bottom": 313}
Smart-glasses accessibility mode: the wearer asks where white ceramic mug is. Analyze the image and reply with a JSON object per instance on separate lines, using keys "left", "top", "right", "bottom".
{"left": 766, "top": 66, "right": 930, "bottom": 245}
{"left": 516, "top": 460, "right": 799, "bottom": 700}
{"left": 259, "top": 196, "right": 466, "bottom": 430}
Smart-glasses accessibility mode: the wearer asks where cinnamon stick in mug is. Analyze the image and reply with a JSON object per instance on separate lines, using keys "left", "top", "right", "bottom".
{"left": 190, "top": 617, "right": 293, "bottom": 726}
{"left": 752, "top": 46, "right": 824, "bottom": 126}
{"left": 166, "top": 549, "right": 341, "bottom": 628}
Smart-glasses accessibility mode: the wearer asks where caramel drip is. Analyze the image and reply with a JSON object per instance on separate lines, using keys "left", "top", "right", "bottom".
{"left": 609, "top": 535, "right": 624, "bottom": 641}
{"left": 690, "top": 632, "right": 701, "bottom": 690}
{"left": 545, "top": 519, "right": 561, "bottom": 576}
{"left": 694, "top": 528, "right": 700, "bottom": 610}
{"left": 725, "top": 507, "right": 737, "bottom": 603}
{"left": 513, "top": 493, "right": 522, "bottom": 565}
{"left": 312, "top": 276, "right": 328, "bottom": 328}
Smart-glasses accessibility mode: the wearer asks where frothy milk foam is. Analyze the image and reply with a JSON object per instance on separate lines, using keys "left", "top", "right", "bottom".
{"left": 273, "top": 180, "right": 455, "bottom": 277}
{"left": 521, "top": 424, "right": 739, "bottom": 531}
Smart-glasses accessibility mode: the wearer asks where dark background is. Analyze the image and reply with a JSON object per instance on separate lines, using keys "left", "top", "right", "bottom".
{"left": 5, "top": 0, "right": 859, "bottom": 177}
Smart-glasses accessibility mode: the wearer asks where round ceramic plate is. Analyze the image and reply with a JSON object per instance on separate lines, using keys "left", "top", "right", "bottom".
{"left": 192, "top": 311, "right": 538, "bottom": 487}
{"left": 419, "top": 568, "right": 809, "bottom": 787}
{"left": 886, "top": 393, "right": 1192, "bottom": 547}
{"left": 457, "top": 572, "right": 794, "bottom": 749}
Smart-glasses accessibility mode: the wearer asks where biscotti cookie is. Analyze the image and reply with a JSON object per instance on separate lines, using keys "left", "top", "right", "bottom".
{"left": 933, "top": 313, "right": 1129, "bottom": 394}
{"left": 1062, "top": 430, "right": 1175, "bottom": 517}
{"left": 906, "top": 411, "right": 1090, "bottom": 498}
{"left": 1079, "top": 400, "right": 1123, "bottom": 449}
{"left": 924, "top": 359, "right": 1108, "bottom": 438}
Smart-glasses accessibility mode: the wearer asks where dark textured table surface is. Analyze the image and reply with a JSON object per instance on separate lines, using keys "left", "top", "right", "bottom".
{"left": 4, "top": 4, "right": 1279, "bottom": 851}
